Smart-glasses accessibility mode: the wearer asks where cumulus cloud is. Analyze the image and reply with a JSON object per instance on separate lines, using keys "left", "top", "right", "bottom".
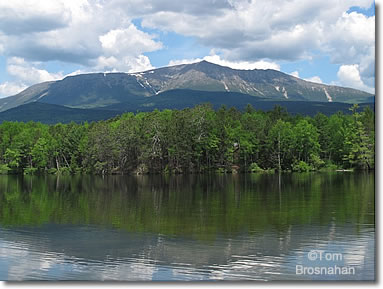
{"left": 140, "top": 0, "right": 373, "bottom": 59}
{"left": 324, "top": 11, "right": 374, "bottom": 92}
{"left": 305, "top": 76, "right": 323, "bottom": 84}
{"left": 95, "top": 25, "right": 162, "bottom": 71}
{"left": 0, "top": 0, "right": 162, "bottom": 71}
{"left": 289, "top": 71, "right": 323, "bottom": 83}
{"left": 94, "top": 55, "right": 154, "bottom": 73}
{"left": 0, "top": 81, "right": 27, "bottom": 97}
{"left": 140, "top": 0, "right": 374, "bottom": 91}
{"left": 336, "top": 64, "right": 374, "bottom": 93}
{"left": 0, "top": 1, "right": 164, "bottom": 97}
{"left": 290, "top": 71, "right": 300, "bottom": 78}
{"left": 0, "top": 0, "right": 375, "bottom": 95}
{"left": 169, "top": 54, "right": 280, "bottom": 71}
{"left": 0, "top": 1, "right": 70, "bottom": 35}
{"left": 0, "top": 0, "right": 99, "bottom": 64}
{"left": 7, "top": 57, "right": 63, "bottom": 84}
{"left": 0, "top": 1, "right": 374, "bottom": 65}
{"left": 0, "top": 57, "right": 64, "bottom": 98}
{"left": 324, "top": 12, "right": 374, "bottom": 63}
{"left": 99, "top": 26, "right": 162, "bottom": 57}
{"left": 108, "top": 0, "right": 232, "bottom": 17}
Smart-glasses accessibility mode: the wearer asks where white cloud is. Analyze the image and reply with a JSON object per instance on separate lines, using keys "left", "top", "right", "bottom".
{"left": 325, "top": 12, "right": 374, "bottom": 63}
{"left": 336, "top": 64, "right": 374, "bottom": 93}
{"left": 169, "top": 54, "right": 280, "bottom": 71}
{"left": 0, "top": 57, "right": 64, "bottom": 98}
{"left": 99, "top": 25, "right": 162, "bottom": 57}
{"left": 0, "top": 1, "right": 70, "bottom": 35}
{"left": 7, "top": 57, "right": 63, "bottom": 84}
{"left": 1, "top": 1, "right": 374, "bottom": 67}
{"left": 141, "top": 0, "right": 374, "bottom": 90}
{"left": 304, "top": 76, "right": 323, "bottom": 84}
{"left": 94, "top": 55, "right": 154, "bottom": 73}
{"left": 205, "top": 54, "right": 280, "bottom": 70}
{"left": 290, "top": 71, "right": 300, "bottom": 78}
{"left": 0, "top": 1, "right": 162, "bottom": 72}
{"left": 289, "top": 71, "right": 323, "bottom": 83}
{"left": 140, "top": 0, "right": 374, "bottom": 61}
{"left": 324, "top": 11, "right": 374, "bottom": 90}
{"left": 167, "top": 58, "right": 200, "bottom": 66}
{"left": 0, "top": 81, "right": 27, "bottom": 98}
{"left": 0, "top": 0, "right": 375, "bottom": 93}
{"left": 95, "top": 25, "right": 162, "bottom": 72}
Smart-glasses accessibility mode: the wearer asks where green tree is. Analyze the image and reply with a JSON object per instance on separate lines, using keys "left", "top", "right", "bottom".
{"left": 344, "top": 105, "right": 374, "bottom": 169}
{"left": 292, "top": 119, "right": 321, "bottom": 168}
{"left": 268, "top": 120, "right": 294, "bottom": 171}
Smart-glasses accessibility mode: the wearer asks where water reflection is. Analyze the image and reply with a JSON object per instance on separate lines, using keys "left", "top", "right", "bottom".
{"left": 0, "top": 173, "right": 375, "bottom": 280}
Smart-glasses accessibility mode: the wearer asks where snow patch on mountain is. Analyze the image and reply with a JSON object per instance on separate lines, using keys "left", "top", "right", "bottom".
{"left": 282, "top": 87, "right": 288, "bottom": 99}
{"left": 324, "top": 88, "right": 333, "bottom": 102}
{"left": 222, "top": 81, "right": 230, "bottom": 91}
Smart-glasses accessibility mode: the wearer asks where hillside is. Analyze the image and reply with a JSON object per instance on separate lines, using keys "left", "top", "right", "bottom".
{"left": 0, "top": 102, "right": 117, "bottom": 124}
{"left": 0, "top": 92, "right": 373, "bottom": 124}
{"left": 0, "top": 61, "right": 374, "bottom": 112}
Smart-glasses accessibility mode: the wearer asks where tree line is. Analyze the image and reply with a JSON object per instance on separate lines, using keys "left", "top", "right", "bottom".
{"left": 0, "top": 104, "right": 374, "bottom": 175}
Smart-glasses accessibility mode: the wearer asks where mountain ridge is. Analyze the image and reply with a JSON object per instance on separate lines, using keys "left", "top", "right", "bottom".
{"left": 0, "top": 61, "right": 374, "bottom": 112}
{"left": 0, "top": 90, "right": 374, "bottom": 124}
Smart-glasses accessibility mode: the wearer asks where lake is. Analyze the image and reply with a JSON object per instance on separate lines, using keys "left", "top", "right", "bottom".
{"left": 0, "top": 172, "right": 375, "bottom": 281}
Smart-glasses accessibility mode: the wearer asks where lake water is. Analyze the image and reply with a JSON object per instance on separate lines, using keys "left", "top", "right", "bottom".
{"left": 0, "top": 173, "right": 375, "bottom": 281}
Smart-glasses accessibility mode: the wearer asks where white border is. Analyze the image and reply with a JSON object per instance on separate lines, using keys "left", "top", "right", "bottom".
{"left": 0, "top": 1, "right": 380, "bottom": 287}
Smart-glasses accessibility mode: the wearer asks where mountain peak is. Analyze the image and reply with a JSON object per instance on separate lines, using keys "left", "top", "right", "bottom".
{"left": 0, "top": 59, "right": 374, "bottom": 112}
{"left": 185, "top": 60, "right": 232, "bottom": 74}
{"left": 193, "top": 60, "right": 226, "bottom": 68}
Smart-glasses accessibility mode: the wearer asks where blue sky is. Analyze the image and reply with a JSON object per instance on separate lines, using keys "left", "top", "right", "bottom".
{"left": 0, "top": 0, "right": 375, "bottom": 98}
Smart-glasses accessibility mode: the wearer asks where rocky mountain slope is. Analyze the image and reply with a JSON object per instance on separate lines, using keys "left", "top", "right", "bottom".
{"left": 0, "top": 61, "right": 374, "bottom": 112}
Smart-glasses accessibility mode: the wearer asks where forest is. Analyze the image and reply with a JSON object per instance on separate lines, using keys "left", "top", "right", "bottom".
{"left": 0, "top": 104, "right": 375, "bottom": 175}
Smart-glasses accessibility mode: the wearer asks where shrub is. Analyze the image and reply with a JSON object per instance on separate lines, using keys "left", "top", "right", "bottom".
{"left": 24, "top": 167, "right": 37, "bottom": 175}
{"left": 309, "top": 154, "right": 325, "bottom": 170}
{"left": 0, "top": 164, "right": 10, "bottom": 174}
{"left": 249, "top": 162, "right": 264, "bottom": 173}
{"left": 321, "top": 161, "right": 339, "bottom": 171}
{"left": 216, "top": 168, "right": 226, "bottom": 174}
{"left": 292, "top": 161, "right": 312, "bottom": 172}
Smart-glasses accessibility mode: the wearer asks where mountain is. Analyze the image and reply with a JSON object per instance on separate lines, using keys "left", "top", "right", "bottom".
{"left": 0, "top": 102, "right": 118, "bottom": 124}
{"left": 0, "top": 61, "right": 374, "bottom": 113}
{"left": 0, "top": 91, "right": 374, "bottom": 124}
{"left": 0, "top": 81, "right": 54, "bottom": 111}
{"left": 100, "top": 89, "right": 373, "bottom": 114}
{"left": 101, "top": 89, "right": 264, "bottom": 111}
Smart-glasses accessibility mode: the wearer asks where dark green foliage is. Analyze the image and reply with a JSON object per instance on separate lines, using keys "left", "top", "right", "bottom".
{"left": 0, "top": 92, "right": 374, "bottom": 124}
{"left": 0, "top": 105, "right": 374, "bottom": 174}
{"left": 0, "top": 102, "right": 117, "bottom": 124}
